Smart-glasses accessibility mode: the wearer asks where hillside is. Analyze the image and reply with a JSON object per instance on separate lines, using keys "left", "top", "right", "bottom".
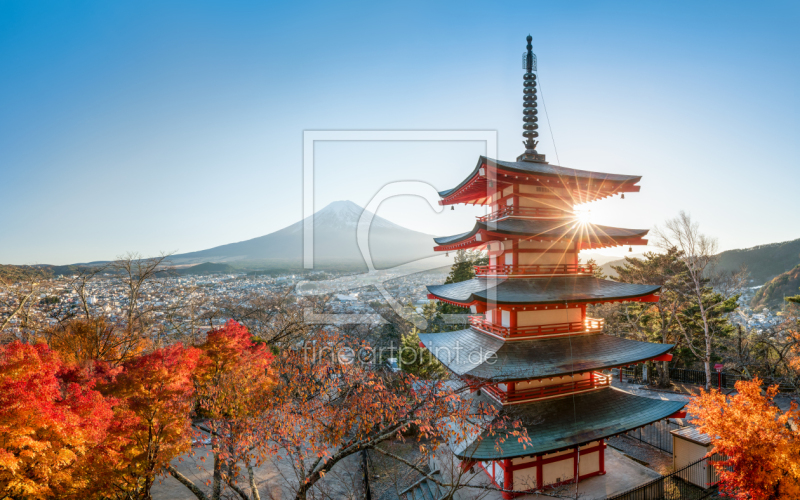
{"left": 597, "top": 238, "right": 800, "bottom": 284}
{"left": 715, "top": 238, "right": 800, "bottom": 285}
{"left": 750, "top": 264, "right": 800, "bottom": 310}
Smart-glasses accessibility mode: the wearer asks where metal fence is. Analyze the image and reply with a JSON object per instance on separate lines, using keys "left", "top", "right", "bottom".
{"left": 619, "top": 366, "right": 743, "bottom": 390}
{"left": 606, "top": 453, "right": 726, "bottom": 500}
{"left": 668, "top": 368, "right": 742, "bottom": 390}
{"left": 622, "top": 419, "right": 685, "bottom": 454}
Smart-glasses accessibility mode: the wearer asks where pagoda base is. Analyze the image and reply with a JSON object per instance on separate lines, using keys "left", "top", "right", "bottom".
{"left": 468, "top": 441, "right": 606, "bottom": 499}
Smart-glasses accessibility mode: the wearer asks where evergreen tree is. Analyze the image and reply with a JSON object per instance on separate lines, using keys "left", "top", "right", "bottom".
{"left": 398, "top": 328, "right": 448, "bottom": 379}
{"left": 439, "top": 250, "right": 487, "bottom": 317}
{"left": 609, "top": 248, "right": 691, "bottom": 386}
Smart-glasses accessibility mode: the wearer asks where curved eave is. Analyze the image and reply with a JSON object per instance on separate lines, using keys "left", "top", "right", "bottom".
{"left": 439, "top": 156, "right": 642, "bottom": 206}
{"left": 426, "top": 277, "right": 661, "bottom": 307}
{"left": 418, "top": 330, "right": 675, "bottom": 382}
{"left": 455, "top": 387, "right": 686, "bottom": 460}
{"left": 432, "top": 221, "right": 649, "bottom": 251}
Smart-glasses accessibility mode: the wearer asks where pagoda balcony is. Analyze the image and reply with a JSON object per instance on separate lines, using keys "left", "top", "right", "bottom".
{"left": 476, "top": 206, "right": 567, "bottom": 222}
{"left": 473, "top": 263, "right": 595, "bottom": 277}
{"left": 468, "top": 316, "right": 605, "bottom": 338}
{"left": 482, "top": 372, "right": 612, "bottom": 405}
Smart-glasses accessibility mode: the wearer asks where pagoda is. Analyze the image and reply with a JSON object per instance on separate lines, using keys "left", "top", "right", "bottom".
{"left": 419, "top": 36, "right": 686, "bottom": 497}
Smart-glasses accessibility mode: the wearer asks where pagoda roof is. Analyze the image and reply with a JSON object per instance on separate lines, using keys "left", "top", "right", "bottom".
{"left": 456, "top": 387, "right": 685, "bottom": 460}
{"left": 418, "top": 330, "right": 673, "bottom": 382}
{"left": 427, "top": 276, "right": 660, "bottom": 306}
{"left": 438, "top": 156, "right": 642, "bottom": 205}
{"left": 433, "top": 219, "right": 648, "bottom": 250}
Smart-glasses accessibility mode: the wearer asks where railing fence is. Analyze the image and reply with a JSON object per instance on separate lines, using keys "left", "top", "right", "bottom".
{"left": 606, "top": 453, "right": 726, "bottom": 500}
{"left": 621, "top": 419, "right": 684, "bottom": 454}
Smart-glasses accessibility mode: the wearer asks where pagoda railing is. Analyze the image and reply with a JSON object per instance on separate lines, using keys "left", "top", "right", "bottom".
{"left": 477, "top": 206, "right": 566, "bottom": 222}
{"left": 473, "top": 263, "right": 595, "bottom": 277}
{"left": 483, "top": 372, "right": 612, "bottom": 404}
{"left": 468, "top": 316, "right": 604, "bottom": 338}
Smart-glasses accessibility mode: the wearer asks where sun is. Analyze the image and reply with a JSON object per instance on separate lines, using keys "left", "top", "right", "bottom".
{"left": 574, "top": 207, "right": 592, "bottom": 224}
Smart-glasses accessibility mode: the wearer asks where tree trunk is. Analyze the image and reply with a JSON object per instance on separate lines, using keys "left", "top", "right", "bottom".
{"left": 212, "top": 451, "right": 222, "bottom": 500}
{"left": 660, "top": 360, "right": 670, "bottom": 387}
{"left": 704, "top": 359, "right": 712, "bottom": 391}
{"left": 166, "top": 464, "right": 210, "bottom": 500}
{"left": 247, "top": 462, "right": 261, "bottom": 500}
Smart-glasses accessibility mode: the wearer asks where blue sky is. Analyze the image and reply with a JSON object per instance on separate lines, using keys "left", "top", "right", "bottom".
{"left": 1, "top": 0, "right": 798, "bottom": 265}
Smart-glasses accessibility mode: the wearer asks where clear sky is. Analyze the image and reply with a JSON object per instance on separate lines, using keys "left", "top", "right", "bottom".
{"left": 1, "top": 0, "right": 798, "bottom": 265}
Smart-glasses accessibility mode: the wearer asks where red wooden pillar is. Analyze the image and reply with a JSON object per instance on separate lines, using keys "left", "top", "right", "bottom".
{"left": 599, "top": 441, "right": 606, "bottom": 474}
{"left": 508, "top": 381, "right": 516, "bottom": 402}
{"left": 536, "top": 454, "right": 543, "bottom": 490}
{"left": 573, "top": 446, "right": 579, "bottom": 482}
{"left": 502, "top": 459, "right": 514, "bottom": 499}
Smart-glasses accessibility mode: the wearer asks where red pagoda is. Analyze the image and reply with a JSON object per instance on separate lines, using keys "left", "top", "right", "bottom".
{"left": 419, "top": 36, "right": 686, "bottom": 496}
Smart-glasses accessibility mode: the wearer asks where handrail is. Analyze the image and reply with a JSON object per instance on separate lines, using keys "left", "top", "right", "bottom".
{"left": 477, "top": 206, "right": 567, "bottom": 222}
{"left": 474, "top": 263, "right": 595, "bottom": 277}
{"left": 483, "top": 373, "right": 612, "bottom": 403}
{"left": 469, "top": 316, "right": 604, "bottom": 338}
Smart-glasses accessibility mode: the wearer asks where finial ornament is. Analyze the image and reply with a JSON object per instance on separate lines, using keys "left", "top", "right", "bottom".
{"left": 518, "top": 34, "right": 546, "bottom": 162}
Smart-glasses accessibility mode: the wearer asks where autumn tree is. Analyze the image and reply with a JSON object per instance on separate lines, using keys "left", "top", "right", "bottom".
{"left": 43, "top": 316, "right": 149, "bottom": 366}
{"left": 166, "top": 320, "right": 275, "bottom": 500}
{"left": 261, "top": 329, "right": 525, "bottom": 500}
{"left": 100, "top": 343, "right": 202, "bottom": 499}
{"left": 0, "top": 341, "right": 118, "bottom": 499}
{"left": 689, "top": 377, "right": 800, "bottom": 499}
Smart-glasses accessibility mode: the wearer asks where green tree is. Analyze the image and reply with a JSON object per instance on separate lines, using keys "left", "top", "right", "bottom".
{"left": 438, "top": 250, "right": 487, "bottom": 318}
{"left": 611, "top": 248, "right": 691, "bottom": 386}
{"left": 398, "top": 328, "right": 448, "bottom": 380}
{"left": 787, "top": 287, "right": 800, "bottom": 305}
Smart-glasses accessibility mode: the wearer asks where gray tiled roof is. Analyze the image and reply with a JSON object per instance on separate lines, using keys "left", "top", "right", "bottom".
{"left": 418, "top": 329, "right": 673, "bottom": 381}
{"left": 426, "top": 277, "right": 660, "bottom": 305}
{"left": 671, "top": 426, "right": 712, "bottom": 446}
{"left": 439, "top": 156, "right": 642, "bottom": 198}
{"left": 458, "top": 387, "right": 685, "bottom": 460}
{"left": 433, "top": 219, "right": 649, "bottom": 246}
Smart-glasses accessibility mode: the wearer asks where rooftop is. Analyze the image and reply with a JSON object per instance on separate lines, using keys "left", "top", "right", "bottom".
{"left": 433, "top": 218, "right": 649, "bottom": 248}
{"left": 427, "top": 276, "right": 660, "bottom": 306}
{"left": 418, "top": 329, "right": 674, "bottom": 381}
{"left": 457, "top": 387, "right": 685, "bottom": 460}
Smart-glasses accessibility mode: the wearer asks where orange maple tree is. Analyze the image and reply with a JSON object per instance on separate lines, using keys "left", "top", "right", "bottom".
{"left": 689, "top": 377, "right": 800, "bottom": 499}
{"left": 0, "top": 341, "right": 117, "bottom": 499}
{"left": 166, "top": 320, "right": 275, "bottom": 499}
{"left": 100, "top": 343, "right": 203, "bottom": 498}
{"left": 44, "top": 316, "right": 150, "bottom": 366}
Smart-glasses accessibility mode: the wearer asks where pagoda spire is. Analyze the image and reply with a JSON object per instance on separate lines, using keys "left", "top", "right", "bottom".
{"left": 518, "top": 34, "right": 546, "bottom": 163}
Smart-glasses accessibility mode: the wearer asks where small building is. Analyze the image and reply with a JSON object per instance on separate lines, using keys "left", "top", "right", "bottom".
{"left": 671, "top": 426, "right": 715, "bottom": 489}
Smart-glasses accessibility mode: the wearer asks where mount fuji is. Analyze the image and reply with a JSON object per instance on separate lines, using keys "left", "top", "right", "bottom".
{"left": 170, "top": 201, "right": 442, "bottom": 271}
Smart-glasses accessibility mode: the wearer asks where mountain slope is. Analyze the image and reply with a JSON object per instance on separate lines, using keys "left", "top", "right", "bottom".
{"left": 595, "top": 239, "right": 800, "bottom": 284}
{"left": 170, "top": 200, "right": 439, "bottom": 271}
{"left": 750, "top": 265, "right": 800, "bottom": 310}
{"left": 715, "top": 238, "right": 800, "bottom": 285}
